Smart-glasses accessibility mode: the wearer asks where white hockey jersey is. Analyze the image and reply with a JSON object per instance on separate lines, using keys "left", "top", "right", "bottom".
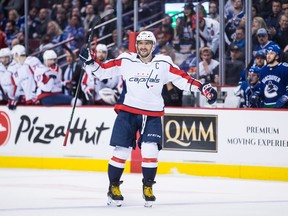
{"left": 0, "top": 62, "right": 15, "bottom": 100}
{"left": 199, "top": 18, "right": 220, "bottom": 54}
{"left": 82, "top": 68, "right": 122, "bottom": 101}
{"left": 14, "top": 56, "right": 41, "bottom": 102}
{"left": 34, "top": 64, "right": 63, "bottom": 99}
{"left": 85, "top": 52, "right": 202, "bottom": 116}
{"left": 6, "top": 61, "right": 22, "bottom": 100}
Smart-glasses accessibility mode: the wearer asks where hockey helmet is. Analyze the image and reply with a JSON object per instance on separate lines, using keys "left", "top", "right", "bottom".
{"left": 0, "top": 48, "right": 12, "bottom": 57}
{"left": 255, "top": 50, "right": 266, "bottom": 58}
{"left": 248, "top": 65, "right": 261, "bottom": 75}
{"left": 136, "top": 31, "right": 156, "bottom": 45}
{"left": 43, "top": 50, "right": 57, "bottom": 60}
{"left": 96, "top": 44, "right": 108, "bottom": 52}
{"left": 266, "top": 44, "right": 281, "bottom": 56}
{"left": 11, "top": 44, "right": 26, "bottom": 56}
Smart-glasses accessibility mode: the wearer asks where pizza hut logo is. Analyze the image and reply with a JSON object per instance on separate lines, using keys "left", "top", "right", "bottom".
{"left": 0, "top": 111, "right": 11, "bottom": 146}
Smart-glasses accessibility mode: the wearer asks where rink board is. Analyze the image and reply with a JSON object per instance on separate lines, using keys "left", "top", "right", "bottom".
{"left": 0, "top": 106, "right": 287, "bottom": 181}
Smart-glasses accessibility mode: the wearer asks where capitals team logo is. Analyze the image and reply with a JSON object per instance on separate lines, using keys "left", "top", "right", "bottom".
{"left": 0, "top": 111, "right": 11, "bottom": 146}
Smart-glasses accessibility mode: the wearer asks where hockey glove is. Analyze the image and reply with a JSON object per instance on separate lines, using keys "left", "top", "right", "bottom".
{"left": 249, "top": 92, "right": 260, "bottom": 108}
{"left": 79, "top": 47, "right": 94, "bottom": 65}
{"left": 7, "top": 99, "right": 18, "bottom": 110}
{"left": 200, "top": 82, "right": 217, "bottom": 105}
{"left": 275, "top": 95, "right": 288, "bottom": 108}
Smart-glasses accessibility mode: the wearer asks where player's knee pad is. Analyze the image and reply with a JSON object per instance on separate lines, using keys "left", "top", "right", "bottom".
{"left": 141, "top": 142, "right": 159, "bottom": 168}
{"left": 109, "top": 146, "right": 132, "bottom": 169}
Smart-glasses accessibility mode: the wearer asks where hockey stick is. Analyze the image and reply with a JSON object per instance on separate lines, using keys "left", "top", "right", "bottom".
{"left": 63, "top": 9, "right": 114, "bottom": 146}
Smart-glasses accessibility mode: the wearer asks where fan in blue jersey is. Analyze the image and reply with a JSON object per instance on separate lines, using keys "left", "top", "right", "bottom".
{"left": 250, "top": 44, "right": 288, "bottom": 108}
{"left": 238, "top": 65, "right": 261, "bottom": 108}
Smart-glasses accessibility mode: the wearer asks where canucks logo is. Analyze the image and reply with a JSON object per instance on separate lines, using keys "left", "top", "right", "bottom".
{"left": 264, "top": 81, "right": 278, "bottom": 98}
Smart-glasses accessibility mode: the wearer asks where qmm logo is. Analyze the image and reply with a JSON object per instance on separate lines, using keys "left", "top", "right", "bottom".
{"left": 163, "top": 114, "right": 217, "bottom": 152}
{"left": 0, "top": 111, "right": 11, "bottom": 146}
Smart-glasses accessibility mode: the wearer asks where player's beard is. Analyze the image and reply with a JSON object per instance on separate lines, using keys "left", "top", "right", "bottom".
{"left": 266, "top": 56, "right": 276, "bottom": 64}
{"left": 138, "top": 48, "right": 150, "bottom": 59}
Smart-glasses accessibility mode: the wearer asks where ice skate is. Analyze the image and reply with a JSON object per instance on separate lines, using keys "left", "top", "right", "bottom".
{"left": 107, "top": 180, "right": 124, "bottom": 207}
{"left": 142, "top": 179, "right": 156, "bottom": 208}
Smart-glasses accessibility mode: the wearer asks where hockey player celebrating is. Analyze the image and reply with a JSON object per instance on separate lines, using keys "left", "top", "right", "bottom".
{"left": 80, "top": 31, "right": 217, "bottom": 207}
{"left": 250, "top": 44, "right": 288, "bottom": 108}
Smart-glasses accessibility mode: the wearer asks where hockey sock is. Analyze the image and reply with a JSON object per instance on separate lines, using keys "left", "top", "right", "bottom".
{"left": 108, "top": 164, "right": 124, "bottom": 183}
{"left": 142, "top": 167, "right": 157, "bottom": 183}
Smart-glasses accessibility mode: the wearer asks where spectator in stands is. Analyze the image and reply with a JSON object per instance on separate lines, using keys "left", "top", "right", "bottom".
{"left": 96, "top": 3, "right": 116, "bottom": 45}
{"left": 199, "top": 16, "right": 220, "bottom": 57}
{"left": 268, "top": 13, "right": 288, "bottom": 50}
{"left": 251, "top": 16, "right": 268, "bottom": 49}
{"left": 225, "top": 0, "right": 245, "bottom": 43}
{"left": 5, "top": 20, "right": 18, "bottom": 48}
{"left": 47, "top": 20, "right": 64, "bottom": 45}
{"left": 232, "top": 26, "right": 245, "bottom": 55}
{"left": 258, "top": 0, "right": 273, "bottom": 19}
{"left": 265, "top": 0, "right": 282, "bottom": 30}
{"left": 0, "top": 0, "right": 24, "bottom": 17}
{"left": 7, "top": 9, "right": 19, "bottom": 26}
{"left": 18, "top": 6, "right": 40, "bottom": 39}
{"left": 91, "top": 0, "right": 105, "bottom": 15}
{"left": 62, "top": 14, "right": 85, "bottom": 50}
{"left": 250, "top": 44, "right": 288, "bottom": 108}
{"left": 62, "top": 50, "right": 83, "bottom": 97}
{"left": 252, "top": 4, "right": 260, "bottom": 18}
{"left": 153, "top": 31, "right": 172, "bottom": 55}
{"left": 122, "top": 0, "right": 134, "bottom": 30}
{"left": 175, "top": 2, "right": 196, "bottom": 54}
{"left": 33, "top": 34, "right": 54, "bottom": 61}
{"left": 61, "top": 0, "right": 73, "bottom": 17}
{"left": 138, "top": 0, "right": 153, "bottom": 27}
{"left": 36, "top": 8, "right": 51, "bottom": 38}
{"left": 208, "top": 1, "right": 219, "bottom": 22}
{"left": 197, "top": 3, "right": 207, "bottom": 18}
{"left": 0, "top": 7, "right": 7, "bottom": 30}
{"left": 198, "top": 47, "right": 219, "bottom": 85}
{"left": 83, "top": 4, "right": 96, "bottom": 33}
{"left": 282, "top": 0, "right": 288, "bottom": 17}
{"left": 252, "top": 28, "right": 277, "bottom": 58}
{"left": 153, "top": 14, "right": 174, "bottom": 44}
{"left": 71, "top": 6, "right": 83, "bottom": 24}
{"left": 54, "top": 7, "right": 68, "bottom": 31}
{"left": 225, "top": 43, "right": 245, "bottom": 86}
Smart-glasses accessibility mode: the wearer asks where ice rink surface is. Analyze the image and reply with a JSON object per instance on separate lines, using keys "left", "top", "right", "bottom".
{"left": 0, "top": 168, "right": 288, "bottom": 216}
